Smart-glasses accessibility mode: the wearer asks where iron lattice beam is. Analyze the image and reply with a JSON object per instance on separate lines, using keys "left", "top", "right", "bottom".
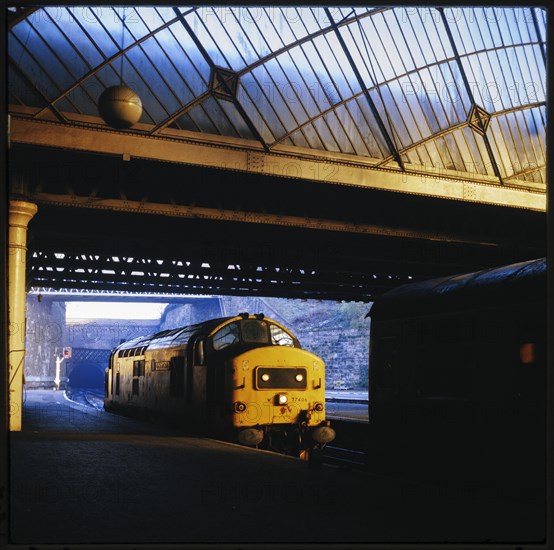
{"left": 27, "top": 250, "right": 410, "bottom": 302}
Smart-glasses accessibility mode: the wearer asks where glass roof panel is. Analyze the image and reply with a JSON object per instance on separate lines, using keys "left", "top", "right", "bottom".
{"left": 247, "top": 61, "right": 295, "bottom": 138}
{"left": 154, "top": 26, "right": 209, "bottom": 98}
{"left": 412, "top": 139, "right": 441, "bottom": 169}
{"left": 525, "top": 106, "right": 546, "bottom": 166}
{"left": 197, "top": 96, "right": 240, "bottom": 137}
{"left": 448, "top": 128, "right": 476, "bottom": 173}
{"left": 414, "top": 9, "right": 452, "bottom": 63}
{"left": 271, "top": 53, "right": 316, "bottom": 125}
{"left": 9, "top": 29, "right": 62, "bottom": 105}
{"left": 352, "top": 96, "right": 390, "bottom": 158}
{"left": 442, "top": 132, "right": 466, "bottom": 171}
{"left": 313, "top": 114, "right": 347, "bottom": 154}
{"left": 305, "top": 34, "right": 352, "bottom": 102}
{"left": 457, "top": 127, "right": 489, "bottom": 177}
{"left": 437, "top": 61, "right": 471, "bottom": 125}
{"left": 298, "top": 122, "right": 325, "bottom": 151}
{"left": 387, "top": 11, "right": 418, "bottom": 73}
{"left": 280, "top": 7, "right": 319, "bottom": 43}
{"left": 28, "top": 14, "right": 90, "bottom": 84}
{"left": 368, "top": 84, "right": 411, "bottom": 149}
{"left": 186, "top": 8, "right": 246, "bottom": 71}
{"left": 283, "top": 128, "right": 310, "bottom": 149}
{"left": 522, "top": 45, "right": 547, "bottom": 103}
{"left": 124, "top": 45, "right": 180, "bottom": 116}
{"left": 165, "top": 17, "right": 211, "bottom": 88}
{"left": 10, "top": 21, "right": 73, "bottom": 99}
{"left": 513, "top": 110, "right": 541, "bottom": 171}
{"left": 180, "top": 105, "right": 217, "bottom": 134}
{"left": 7, "top": 6, "right": 546, "bottom": 190}
{"left": 345, "top": 13, "right": 393, "bottom": 83}
{"left": 138, "top": 37, "right": 194, "bottom": 107}
{"left": 487, "top": 117, "right": 515, "bottom": 179}
{"left": 64, "top": 7, "right": 120, "bottom": 59}
{"left": 214, "top": 98, "right": 256, "bottom": 140}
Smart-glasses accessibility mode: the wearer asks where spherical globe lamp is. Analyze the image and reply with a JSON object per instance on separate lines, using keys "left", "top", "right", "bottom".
{"left": 98, "top": 85, "right": 142, "bottom": 129}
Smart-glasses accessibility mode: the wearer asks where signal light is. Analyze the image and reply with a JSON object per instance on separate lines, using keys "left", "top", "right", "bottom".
{"left": 234, "top": 401, "right": 247, "bottom": 412}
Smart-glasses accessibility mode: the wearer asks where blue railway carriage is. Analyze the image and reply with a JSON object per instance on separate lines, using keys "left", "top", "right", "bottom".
{"left": 366, "top": 258, "right": 546, "bottom": 480}
{"left": 104, "top": 313, "right": 335, "bottom": 458}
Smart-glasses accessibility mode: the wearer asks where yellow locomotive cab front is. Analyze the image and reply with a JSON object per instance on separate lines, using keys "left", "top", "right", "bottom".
{"left": 229, "top": 345, "right": 335, "bottom": 451}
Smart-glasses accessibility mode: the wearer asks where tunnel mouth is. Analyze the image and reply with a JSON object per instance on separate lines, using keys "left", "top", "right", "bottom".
{"left": 66, "top": 362, "right": 105, "bottom": 391}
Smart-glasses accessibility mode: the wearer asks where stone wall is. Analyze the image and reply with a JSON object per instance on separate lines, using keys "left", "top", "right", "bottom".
{"left": 300, "top": 327, "right": 370, "bottom": 389}
{"left": 161, "top": 296, "right": 371, "bottom": 389}
{"left": 159, "top": 298, "right": 222, "bottom": 330}
{"left": 24, "top": 296, "right": 67, "bottom": 388}
{"left": 24, "top": 295, "right": 161, "bottom": 388}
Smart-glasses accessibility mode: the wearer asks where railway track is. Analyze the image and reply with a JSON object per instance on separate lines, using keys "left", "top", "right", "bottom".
{"left": 323, "top": 445, "right": 366, "bottom": 469}
{"left": 84, "top": 390, "right": 105, "bottom": 411}
{"left": 65, "top": 387, "right": 105, "bottom": 411}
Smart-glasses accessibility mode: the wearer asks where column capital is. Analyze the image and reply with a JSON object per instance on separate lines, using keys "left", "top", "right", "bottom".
{"left": 9, "top": 199, "right": 38, "bottom": 227}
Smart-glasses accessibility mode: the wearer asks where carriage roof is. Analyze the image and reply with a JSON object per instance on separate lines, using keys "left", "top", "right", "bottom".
{"left": 367, "top": 258, "right": 546, "bottom": 320}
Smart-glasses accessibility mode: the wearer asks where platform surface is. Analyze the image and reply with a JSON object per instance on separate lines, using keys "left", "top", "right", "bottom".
{"left": 7, "top": 389, "right": 546, "bottom": 546}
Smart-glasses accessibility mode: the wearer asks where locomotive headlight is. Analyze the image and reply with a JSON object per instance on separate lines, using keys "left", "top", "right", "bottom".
{"left": 261, "top": 373, "right": 270, "bottom": 382}
{"left": 277, "top": 393, "right": 288, "bottom": 405}
{"left": 295, "top": 373, "right": 304, "bottom": 382}
{"left": 314, "top": 402, "right": 324, "bottom": 412}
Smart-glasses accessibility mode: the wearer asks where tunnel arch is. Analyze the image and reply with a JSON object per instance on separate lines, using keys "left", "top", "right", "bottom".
{"left": 67, "top": 361, "right": 105, "bottom": 390}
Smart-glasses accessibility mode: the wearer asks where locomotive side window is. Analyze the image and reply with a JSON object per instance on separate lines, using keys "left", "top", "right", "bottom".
{"left": 212, "top": 322, "right": 240, "bottom": 350}
{"left": 270, "top": 324, "right": 294, "bottom": 347}
{"left": 133, "top": 360, "right": 145, "bottom": 377}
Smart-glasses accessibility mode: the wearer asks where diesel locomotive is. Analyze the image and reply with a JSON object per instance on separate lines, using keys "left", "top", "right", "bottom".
{"left": 104, "top": 313, "right": 335, "bottom": 458}
{"left": 366, "top": 258, "right": 546, "bottom": 479}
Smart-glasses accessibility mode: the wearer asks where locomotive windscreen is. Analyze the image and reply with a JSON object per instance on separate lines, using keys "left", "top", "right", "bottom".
{"left": 211, "top": 320, "right": 296, "bottom": 351}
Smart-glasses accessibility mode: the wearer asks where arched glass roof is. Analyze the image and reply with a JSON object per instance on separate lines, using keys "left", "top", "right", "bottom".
{"left": 8, "top": 6, "right": 547, "bottom": 188}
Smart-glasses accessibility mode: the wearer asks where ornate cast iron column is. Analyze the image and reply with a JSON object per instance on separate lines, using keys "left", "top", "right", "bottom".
{"left": 8, "top": 199, "right": 37, "bottom": 431}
